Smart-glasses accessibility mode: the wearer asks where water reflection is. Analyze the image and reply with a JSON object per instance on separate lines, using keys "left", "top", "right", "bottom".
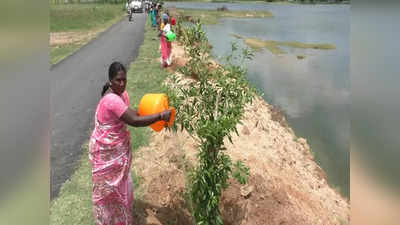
{"left": 248, "top": 52, "right": 349, "bottom": 119}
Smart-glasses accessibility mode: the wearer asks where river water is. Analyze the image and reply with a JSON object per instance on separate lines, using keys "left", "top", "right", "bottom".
{"left": 165, "top": 2, "right": 350, "bottom": 198}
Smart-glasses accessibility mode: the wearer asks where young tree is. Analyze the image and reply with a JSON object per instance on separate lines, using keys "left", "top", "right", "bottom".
{"left": 167, "top": 22, "right": 256, "bottom": 225}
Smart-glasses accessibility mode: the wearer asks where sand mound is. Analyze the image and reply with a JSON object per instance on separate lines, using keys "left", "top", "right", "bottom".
{"left": 132, "top": 43, "right": 349, "bottom": 225}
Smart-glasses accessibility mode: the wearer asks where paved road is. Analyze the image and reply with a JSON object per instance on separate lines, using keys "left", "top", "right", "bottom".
{"left": 51, "top": 13, "right": 147, "bottom": 199}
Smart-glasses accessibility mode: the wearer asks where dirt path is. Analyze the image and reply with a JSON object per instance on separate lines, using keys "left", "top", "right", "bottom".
{"left": 50, "top": 30, "right": 101, "bottom": 46}
{"left": 50, "top": 14, "right": 146, "bottom": 200}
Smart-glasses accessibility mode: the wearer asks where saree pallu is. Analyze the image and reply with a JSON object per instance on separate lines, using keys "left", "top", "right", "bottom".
{"left": 89, "top": 114, "right": 133, "bottom": 225}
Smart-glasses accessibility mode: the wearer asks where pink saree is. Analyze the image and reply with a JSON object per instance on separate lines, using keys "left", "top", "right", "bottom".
{"left": 89, "top": 91, "right": 134, "bottom": 225}
{"left": 160, "top": 35, "right": 171, "bottom": 64}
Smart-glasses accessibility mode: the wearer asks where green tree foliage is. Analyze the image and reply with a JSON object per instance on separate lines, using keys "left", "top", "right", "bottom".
{"left": 166, "top": 21, "right": 256, "bottom": 225}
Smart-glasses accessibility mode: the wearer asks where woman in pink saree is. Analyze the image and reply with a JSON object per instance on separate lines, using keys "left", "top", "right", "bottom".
{"left": 160, "top": 14, "right": 172, "bottom": 67}
{"left": 89, "top": 62, "right": 171, "bottom": 225}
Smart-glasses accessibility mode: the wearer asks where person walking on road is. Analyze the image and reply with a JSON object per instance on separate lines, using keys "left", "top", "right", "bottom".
{"left": 89, "top": 62, "right": 171, "bottom": 225}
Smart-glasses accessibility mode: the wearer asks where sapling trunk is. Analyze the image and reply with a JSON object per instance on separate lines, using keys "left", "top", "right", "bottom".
{"left": 166, "top": 20, "right": 256, "bottom": 225}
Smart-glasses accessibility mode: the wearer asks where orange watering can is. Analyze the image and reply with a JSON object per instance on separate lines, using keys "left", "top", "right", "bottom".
{"left": 138, "top": 93, "right": 176, "bottom": 132}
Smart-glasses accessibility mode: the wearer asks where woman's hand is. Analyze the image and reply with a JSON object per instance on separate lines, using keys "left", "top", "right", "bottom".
{"left": 160, "top": 109, "right": 171, "bottom": 122}
{"left": 121, "top": 108, "right": 171, "bottom": 127}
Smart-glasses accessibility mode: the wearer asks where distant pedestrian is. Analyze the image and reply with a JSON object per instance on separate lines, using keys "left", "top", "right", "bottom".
{"left": 155, "top": 3, "right": 160, "bottom": 25}
{"left": 150, "top": 5, "right": 157, "bottom": 27}
{"left": 160, "top": 14, "right": 172, "bottom": 67}
{"left": 171, "top": 16, "right": 176, "bottom": 26}
{"left": 160, "top": 11, "right": 169, "bottom": 31}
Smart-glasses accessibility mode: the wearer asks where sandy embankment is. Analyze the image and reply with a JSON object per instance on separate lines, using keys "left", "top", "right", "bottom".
{"left": 131, "top": 42, "right": 350, "bottom": 225}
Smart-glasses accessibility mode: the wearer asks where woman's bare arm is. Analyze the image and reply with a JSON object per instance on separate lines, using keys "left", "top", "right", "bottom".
{"left": 120, "top": 108, "right": 171, "bottom": 127}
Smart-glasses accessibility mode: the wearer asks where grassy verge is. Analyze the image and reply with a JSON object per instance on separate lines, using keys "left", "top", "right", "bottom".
{"left": 50, "top": 3, "right": 126, "bottom": 65}
{"left": 174, "top": 8, "right": 273, "bottom": 25}
{"left": 50, "top": 20, "right": 170, "bottom": 224}
{"left": 50, "top": 43, "right": 82, "bottom": 65}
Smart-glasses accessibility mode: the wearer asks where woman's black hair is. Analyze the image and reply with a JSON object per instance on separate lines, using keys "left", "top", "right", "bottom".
{"left": 101, "top": 61, "right": 126, "bottom": 97}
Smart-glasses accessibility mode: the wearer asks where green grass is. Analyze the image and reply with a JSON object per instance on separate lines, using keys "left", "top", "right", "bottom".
{"left": 50, "top": 3, "right": 125, "bottom": 32}
{"left": 50, "top": 3, "right": 126, "bottom": 64}
{"left": 232, "top": 34, "right": 336, "bottom": 55}
{"left": 50, "top": 142, "right": 96, "bottom": 225}
{"left": 50, "top": 20, "right": 171, "bottom": 225}
{"left": 50, "top": 43, "right": 81, "bottom": 65}
{"left": 280, "top": 41, "right": 336, "bottom": 50}
{"left": 175, "top": 8, "right": 273, "bottom": 25}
